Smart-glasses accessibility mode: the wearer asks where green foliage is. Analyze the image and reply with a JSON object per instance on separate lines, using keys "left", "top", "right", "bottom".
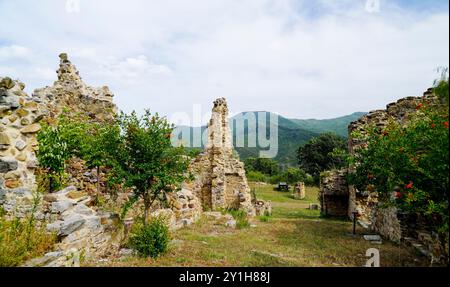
{"left": 289, "top": 112, "right": 366, "bottom": 137}
{"left": 244, "top": 157, "right": 279, "bottom": 175}
{"left": 183, "top": 112, "right": 362, "bottom": 167}
{"left": 37, "top": 120, "right": 72, "bottom": 191}
{"left": 348, "top": 77, "right": 449, "bottom": 237}
{"left": 128, "top": 216, "right": 170, "bottom": 258}
{"left": 267, "top": 168, "right": 314, "bottom": 185}
{"left": 297, "top": 133, "right": 347, "bottom": 182}
{"left": 227, "top": 209, "right": 250, "bottom": 229}
{"left": 109, "top": 111, "right": 191, "bottom": 223}
{"left": 246, "top": 171, "right": 269, "bottom": 183}
{"left": 37, "top": 113, "right": 100, "bottom": 192}
{"left": 0, "top": 197, "right": 56, "bottom": 267}
{"left": 187, "top": 148, "right": 202, "bottom": 158}
{"left": 259, "top": 215, "right": 271, "bottom": 222}
{"left": 80, "top": 121, "right": 119, "bottom": 170}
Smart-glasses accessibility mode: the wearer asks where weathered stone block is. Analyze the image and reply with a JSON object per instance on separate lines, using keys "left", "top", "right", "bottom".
{"left": 52, "top": 200, "right": 75, "bottom": 214}
{"left": 59, "top": 214, "right": 86, "bottom": 236}
{"left": 0, "top": 158, "right": 18, "bottom": 173}
{"left": 20, "top": 123, "right": 41, "bottom": 134}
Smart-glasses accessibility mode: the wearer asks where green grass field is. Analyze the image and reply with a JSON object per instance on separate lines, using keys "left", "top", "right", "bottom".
{"left": 99, "top": 183, "right": 429, "bottom": 267}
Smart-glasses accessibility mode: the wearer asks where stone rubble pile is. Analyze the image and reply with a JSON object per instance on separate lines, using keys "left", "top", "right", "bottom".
{"left": 32, "top": 53, "right": 117, "bottom": 122}
{"left": 293, "top": 182, "right": 306, "bottom": 200}
{"left": 24, "top": 186, "right": 121, "bottom": 267}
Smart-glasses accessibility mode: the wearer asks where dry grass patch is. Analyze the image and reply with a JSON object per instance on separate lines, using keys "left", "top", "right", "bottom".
{"left": 101, "top": 184, "right": 429, "bottom": 267}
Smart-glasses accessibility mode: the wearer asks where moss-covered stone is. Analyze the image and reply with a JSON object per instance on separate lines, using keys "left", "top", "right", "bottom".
{"left": 0, "top": 77, "right": 15, "bottom": 89}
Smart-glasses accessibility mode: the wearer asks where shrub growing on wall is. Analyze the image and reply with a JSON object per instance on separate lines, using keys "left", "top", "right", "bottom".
{"left": 349, "top": 75, "right": 449, "bottom": 238}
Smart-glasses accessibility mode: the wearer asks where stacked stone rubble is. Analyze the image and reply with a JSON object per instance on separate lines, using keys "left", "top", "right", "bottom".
{"left": 319, "top": 170, "right": 349, "bottom": 217}
{"left": 293, "top": 182, "right": 306, "bottom": 200}
{"left": 32, "top": 53, "right": 117, "bottom": 122}
{"left": 24, "top": 186, "right": 121, "bottom": 267}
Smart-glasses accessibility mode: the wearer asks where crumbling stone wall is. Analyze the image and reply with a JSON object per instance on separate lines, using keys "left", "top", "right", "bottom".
{"left": 189, "top": 98, "right": 270, "bottom": 215}
{"left": 32, "top": 53, "right": 117, "bottom": 122}
{"left": 1, "top": 77, "right": 44, "bottom": 218}
{"left": 1, "top": 54, "right": 119, "bottom": 218}
{"left": 348, "top": 89, "right": 447, "bottom": 263}
{"left": 319, "top": 170, "right": 349, "bottom": 217}
{"left": 348, "top": 89, "right": 438, "bottom": 227}
{"left": 293, "top": 182, "right": 306, "bottom": 200}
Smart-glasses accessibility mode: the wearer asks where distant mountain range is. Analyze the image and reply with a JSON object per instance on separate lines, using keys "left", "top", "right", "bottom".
{"left": 175, "top": 111, "right": 366, "bottom": 167}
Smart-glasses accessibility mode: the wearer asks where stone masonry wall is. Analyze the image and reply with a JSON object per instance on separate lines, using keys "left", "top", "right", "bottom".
{"left": 1, "top": 77, "right": 44, "bottom": 218}
{"left": 189, "top": 98, "right": 270, "bottom": 216}
{"left": 1, "top": 54, "right": 210, "bottom": 265}
{"left": 32, "top": 53, "right": 117, "bottom": 123}
{"left": 348, "top": 88, "right": 447, "bottom": 263}
{"left": 1, "top": 54, "right": 119, "bottom": 218}
{"left": 319, "top": 169, "right": 349, "bottom": 217}
{"left": 348, "top": 89, "right": 437, "bottom": 227}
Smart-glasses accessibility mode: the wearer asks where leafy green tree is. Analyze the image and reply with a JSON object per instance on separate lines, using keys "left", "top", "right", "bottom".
{"left": 244, "top": 157, "right": 280, "bottom": 176}
{"left": 268, "top": 168, "right": 313, "bottom": 185}
{"left": 80, "top": 122, "right": 121, "bottom": 194}
{"left": 37, "top": 114, "right": 93, "bottom": 192}
{"left": 37, "top": 121, "right": 74, "bottom": 192}
{"left": 297, "top": 133, "right": 347, "bottom": 182}
{"left": 110, "top": 111, "right": 191, "bottom": 223}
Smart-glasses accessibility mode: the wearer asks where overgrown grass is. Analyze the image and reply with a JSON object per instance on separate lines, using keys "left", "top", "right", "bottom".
{"left": 0, "top": 208, "right": 56, "bottom": 267}
{"left": 98, "top": 184, "right": 429, "bottom": 267}
{"left": 259, "top": 215, "right": 271, "bottom": 223}
{"left": 226, "top": 209, "right": 250, "bottom": 229}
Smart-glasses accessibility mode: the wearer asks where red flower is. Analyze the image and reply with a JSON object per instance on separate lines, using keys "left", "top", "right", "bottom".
{"left": 444, "top": 122, "right": 449, "bottom": 129}
{"left": 405, "top": 181, "right": 413, "bottom": 189}
{"left": 394, "top": 191, "right": 402, "bottom": 199}
{"left": 416, "top": 104, "right": 423, "bottom": 110}
{"left": 431, "top": 123, "right": 436, "bottom": 129}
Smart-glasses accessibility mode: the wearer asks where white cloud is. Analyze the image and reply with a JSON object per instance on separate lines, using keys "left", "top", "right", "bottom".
{"left": 100, "top": 55, "right": 173, "bottom": 84}
{"left": 0, "top": 45, "right": 31, "bottom": 61}
{"left": 0, "top": 0, "right": 448, "bottom": 122}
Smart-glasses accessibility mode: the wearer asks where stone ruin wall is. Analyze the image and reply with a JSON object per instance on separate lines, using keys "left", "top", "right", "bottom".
{"left": 347, "top": 89, "right": 447, "bottom": 263}
{"left": 1, "top": 77, "right": 44, "bottom": 217}
{"left": 317, "top": 89, "right": 446, "bottom": 263}
{"left": 188, "top": 98, "right": 271, "bottom": 216}
{"left": 1, "top": 54, "right": 118, "bottom": 218}
{"left": 293, "top": 182, "right": 306, "bottom": 200}
{"left": 0, "top": 55, "right": 128, "bottom": 265}
{"left": 347, "top": 89, "right": 437, "bottom": 227}
{"left": 2, "top": 55, "right": 265, "bottom": 266}
{"left": 32, "top": 53, "right": 117, "bottom": 123}
{"left": 318, "top": 169, "right": 349, "bottom": 217}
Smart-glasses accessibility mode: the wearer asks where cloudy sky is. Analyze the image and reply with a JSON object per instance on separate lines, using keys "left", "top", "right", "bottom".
{"left": 0, "top": 0, "right": 448, "bottom": 125}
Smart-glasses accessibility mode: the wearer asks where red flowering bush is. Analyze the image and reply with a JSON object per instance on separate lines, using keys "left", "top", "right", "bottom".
{"left": 349, "top": 76, "right": 449, "bottom": 236}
